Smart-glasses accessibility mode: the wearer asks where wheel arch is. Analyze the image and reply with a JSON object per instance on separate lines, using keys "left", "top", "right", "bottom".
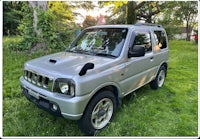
{"left": 156, "top": 62, "right": 168, "bottom": 77}
{"left": 95, "top": 85, "right": 122, "bottom": 107}
{"left": 83, "top": 83, "right": 122, "bottom": 116}
{"left": 160, "top": 62, "right": 168, "bottom": 76}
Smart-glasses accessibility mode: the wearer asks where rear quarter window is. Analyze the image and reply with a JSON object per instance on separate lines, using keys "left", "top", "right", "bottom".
{"left": 153, "top": 31, "right": 167, "bottom": 51}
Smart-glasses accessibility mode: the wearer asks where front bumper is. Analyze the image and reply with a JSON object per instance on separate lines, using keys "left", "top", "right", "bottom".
{"left": 20, "top": 76, "right": 91, "bottom": 120}
{"left": 21, "top": 86, "right": 62, "bottom": 117}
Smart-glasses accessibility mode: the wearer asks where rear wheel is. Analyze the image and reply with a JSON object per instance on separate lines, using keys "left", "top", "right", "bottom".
{"left": 77, "top": 90, "right": 116, "bottom": 135}
{"left": 150, "top": 66, "right": 166, "bottom": 89}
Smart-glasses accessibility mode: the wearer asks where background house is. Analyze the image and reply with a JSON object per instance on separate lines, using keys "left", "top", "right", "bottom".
{"left": 173, "top": 26, "right": 194, "bottom": 40}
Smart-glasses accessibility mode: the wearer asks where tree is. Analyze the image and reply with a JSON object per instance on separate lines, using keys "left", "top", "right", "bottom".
{"left": 28, "top": 1, "right": 47, "bottom": 37}
{"left": 103, "top": 1, "right": 197, "bottom": 41}
{"left": 157, "top": 1, "right": 198, "bottom": 41}
{"left": 48, "top": 1, "right": 74, "bottom": 32}
{"left": 3, "top": 1, "right": 23, "bottom": 36}
{"left": 48, "top": 2, "right": 75, "bottom": 45}
{"left": 100, "top": 1, "right": 161, "bottom": 24}
{"left": 126, "top": 1, "right": 137, "bottom": 24}
{"left": 137, "top": 1, "right": 161, "bottom": 23}
{"left": 175, "top": 1, "right": 198, "bottom": 41}
{"left": 155, "top": 2, "right": 180, "bottom": 39}
{"left": 100, "top": 1, "right": 131, "bottom": 24}
{"left": 18, "top": 1, "right": 75, "bottom": 51}
{"left": 103, "top": 1, "right": 126, "bottom": 24}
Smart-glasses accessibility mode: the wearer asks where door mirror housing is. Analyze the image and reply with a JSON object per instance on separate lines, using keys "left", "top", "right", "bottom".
{"left": 128, "top": 45, "right": 145, "bottom": 58}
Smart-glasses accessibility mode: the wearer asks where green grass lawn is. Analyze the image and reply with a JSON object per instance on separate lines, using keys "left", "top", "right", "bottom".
{"left": 2, "top": 37, "right": 198, "bottom": 136}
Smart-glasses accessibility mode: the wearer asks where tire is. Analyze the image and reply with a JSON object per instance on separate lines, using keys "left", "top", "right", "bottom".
{"left": 150, "top": 66, "right": 166, "bottom": 90}
{"left": 77, "top": 90, "right": 116, "bottom": 135}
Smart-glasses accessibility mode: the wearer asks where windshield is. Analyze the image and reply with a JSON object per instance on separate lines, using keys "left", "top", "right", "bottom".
{"left": 68, "top": 28, "right": 128, "bottom": 58}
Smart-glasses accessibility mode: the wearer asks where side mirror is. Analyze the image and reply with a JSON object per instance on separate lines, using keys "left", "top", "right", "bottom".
{"left": 128, "top": 45, "right": 145, "bottom": 58}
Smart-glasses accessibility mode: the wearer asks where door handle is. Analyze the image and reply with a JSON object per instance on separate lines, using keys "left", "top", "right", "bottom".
{"left": 150, "top": 57, "right": 154, "bottom": 61}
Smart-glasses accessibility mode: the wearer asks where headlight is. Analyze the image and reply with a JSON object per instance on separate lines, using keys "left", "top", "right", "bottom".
{"left": 53, "top": 78, "right": 75, "bottom": 97}
{"left": 59, "top": 83, "right": 69, "bottom": 94}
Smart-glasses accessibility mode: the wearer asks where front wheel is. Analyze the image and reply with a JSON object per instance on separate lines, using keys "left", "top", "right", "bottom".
{"left": 150, "top": 66, "right": 167, "bottom": 90}
{"left": 77, "top": 91, "right": 116, "bottom": 135}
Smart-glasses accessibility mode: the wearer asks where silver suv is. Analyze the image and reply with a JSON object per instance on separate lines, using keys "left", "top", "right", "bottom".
{"left": 20, "top": 23, "right": 169, "bottom": 135}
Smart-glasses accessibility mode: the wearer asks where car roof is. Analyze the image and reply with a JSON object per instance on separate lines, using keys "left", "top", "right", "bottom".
{"left": 86, "top": 23, "right": 164, "bottom": 31}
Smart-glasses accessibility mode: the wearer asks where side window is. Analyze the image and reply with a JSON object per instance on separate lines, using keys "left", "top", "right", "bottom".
{"left": 133, "top": 32, "right": 152, "bottom": 53}
{"left": 154, "top": 31, "right": 167, "bottom": 50}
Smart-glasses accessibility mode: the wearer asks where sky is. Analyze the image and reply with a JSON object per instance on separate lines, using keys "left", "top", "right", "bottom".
{"left": 73, "top": 1, "right": 113, "bottom": 24}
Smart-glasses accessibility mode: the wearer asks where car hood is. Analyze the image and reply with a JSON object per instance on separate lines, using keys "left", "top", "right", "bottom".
{"left": 24, "top": 52, "right": 115, "bottom": 79}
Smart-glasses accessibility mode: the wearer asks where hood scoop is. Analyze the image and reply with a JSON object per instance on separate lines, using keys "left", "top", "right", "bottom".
{"left": 79, "top": 63, "right": 94, "bottom": 76}
{"left": 49, "top": 59, "right": 57, "bottom": 64}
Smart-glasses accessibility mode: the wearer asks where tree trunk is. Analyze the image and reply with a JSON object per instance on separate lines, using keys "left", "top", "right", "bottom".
{"left": 186, "top": 21, "right": 191, "bottom": 41}
{"left": 146, "top": 4, "right": 152, "bottom": 23}
{"left": 28, "top": 1, "right": 48, "bottom": 49}
{"left": 29, "top": 1, "right": 47, "bottom": 36}
{"left": 127, "top": 1, "right": 137, "bottom": 24}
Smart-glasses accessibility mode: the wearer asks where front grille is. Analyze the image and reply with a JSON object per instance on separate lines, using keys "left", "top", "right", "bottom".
{"left": 24, "top": 70, "right": 53, "bottom": 91}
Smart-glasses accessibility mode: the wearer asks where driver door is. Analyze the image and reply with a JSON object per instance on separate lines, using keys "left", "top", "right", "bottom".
{"left": 121, "top": 30, "right": 158, "bottom": 95}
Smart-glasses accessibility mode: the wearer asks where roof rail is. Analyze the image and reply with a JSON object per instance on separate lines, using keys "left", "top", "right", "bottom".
{"left": 135, "top": 22, "right": 162, "bottom": 28}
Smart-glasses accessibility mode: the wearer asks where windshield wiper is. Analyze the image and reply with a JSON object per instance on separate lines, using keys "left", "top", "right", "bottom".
{"left": 95, "top": 53, "right": 117, "bottom": 58}
{"left": 66, "top": 49, "right": 94, "bottom": 56}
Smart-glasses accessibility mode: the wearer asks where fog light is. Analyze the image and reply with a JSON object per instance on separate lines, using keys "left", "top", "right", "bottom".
{"left": 52, "top": 104, "right": 58, "bottom": 111}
